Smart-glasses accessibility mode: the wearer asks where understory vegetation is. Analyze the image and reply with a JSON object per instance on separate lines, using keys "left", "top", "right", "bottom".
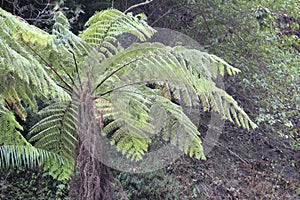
{"left": 0, "top": 0, "right": 299, "bottom": 199}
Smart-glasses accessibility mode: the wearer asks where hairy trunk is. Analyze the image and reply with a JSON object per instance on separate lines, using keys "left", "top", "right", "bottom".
{"left": 70, "top": 81, "right": 114, "bottom": 200}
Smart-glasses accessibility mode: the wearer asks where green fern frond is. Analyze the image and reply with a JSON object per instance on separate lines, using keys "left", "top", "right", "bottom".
{"left": 29, "top": 101, "right": 78, "bottom": 160}
{"left": 95, "top": 42, "right": 256, "bottom": 129}
{"left": 0, "top": 9, "right": 70, "bottom": 101}
{"left": 114, "top": 132, "right": 151, "bottom": 161}
{"left": 98, "top": 87, "right": 206, "bottom": 160}
{"left": 155, "top": 97, "right": 205, "bottom": 160}
{"left": 173, "top": 46, "right": 241, "bottom": 78}
{"left": 0, "top": 103, "right": 29, "bottom": 146}
{"left": 0, "top": 8, "right": 53, "bottom": 47}
{"left": 52, "top": 11, "right": 93, "bottom": 58}
{"left": 79, "top": 8, "right": 155, "bottom": 61}
{"left": 0, "top": 145, "right": 74, "bottom": 180}
{"left": 209, "top": 87, "right": 257, "bottom": 129}
{"left": 95, "top": 87, "right": 158, "bottom": 160}
{"left": 91, "top": 41, "right": 256, "bottom": 160}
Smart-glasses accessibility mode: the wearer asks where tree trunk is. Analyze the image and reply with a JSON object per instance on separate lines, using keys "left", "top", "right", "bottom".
{"left": 70, "top": 81, "right": 114, "bottom": 200}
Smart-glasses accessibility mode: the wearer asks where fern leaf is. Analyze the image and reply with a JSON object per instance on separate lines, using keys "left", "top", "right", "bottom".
{"left": 79, "top": 8, "right": 155, "bottom": 61}
{"left": 0, "top": 103, "right": 29, "bottom": 146}
{"left": 0, "top": 145, "right": 74, "bottom": 180}
{"left": 29, "top": 100, "right": 78, "bottom": 160}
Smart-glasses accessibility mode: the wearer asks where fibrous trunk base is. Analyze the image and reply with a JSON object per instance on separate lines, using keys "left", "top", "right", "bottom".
{"left": 70, "top": 86, "right": 114, "bottom": 200}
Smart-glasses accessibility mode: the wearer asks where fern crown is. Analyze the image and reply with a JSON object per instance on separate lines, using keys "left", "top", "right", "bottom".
{"left": 0, "top": 8, "right": 257, "bottom": 178}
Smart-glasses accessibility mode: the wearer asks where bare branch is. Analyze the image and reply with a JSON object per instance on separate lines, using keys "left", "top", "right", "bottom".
{"left": 124, "top": 0, "right": 153, "bottom": 14}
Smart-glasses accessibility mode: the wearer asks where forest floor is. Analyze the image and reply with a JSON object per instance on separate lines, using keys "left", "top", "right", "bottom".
{"left": 169, "top": 124, "right": 300, "bottom": 199}
{"left": 1, "top": 122, "right": 299, "bottom": 200}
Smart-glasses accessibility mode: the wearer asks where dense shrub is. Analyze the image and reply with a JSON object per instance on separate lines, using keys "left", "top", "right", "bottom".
{"left": 0, "top": 168, "right": 69, "bottom": 200}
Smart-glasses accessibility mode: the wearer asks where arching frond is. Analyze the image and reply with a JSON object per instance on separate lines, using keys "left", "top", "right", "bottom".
{"left": 95, "top": 86, "right": 205, "bottom": 161}
{"left": 154, "top": 97, "right": 205, "bottom": 160}
{"left": 0, "top": 145, "right": 74, "bottom": 180}
{"left": 95, "top": 87, "right": 154, "bottom": 161}
{"left": 50, "top": 11, "right": 94, "bottom": 73}
{"left": 79, "top": 8, "right": 156, "bottom": 62}
{"left": 0, "top": 102, "right": 28, "bottom": 146}
{"left": 0, "top": 8, "right": 70, "bottom": 104}
{"left": 95, "top": 42, "right": 256, "bottom": 130}
{"left": 0, "top": 8, "right": 52, "bottom": 47}
{"left": 173, "top": 46, "right": 241, "bottom": 78}
{"left": 29, "top": 100, "right": 78, "bottom": 160}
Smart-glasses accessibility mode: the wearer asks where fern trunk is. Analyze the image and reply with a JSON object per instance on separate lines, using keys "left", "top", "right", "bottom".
{"left": 70, "top": 82, "right": 114, "bottom": 200}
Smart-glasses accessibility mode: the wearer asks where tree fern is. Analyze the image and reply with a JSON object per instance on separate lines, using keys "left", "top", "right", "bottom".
{"left": 0, "top": 7, "right": 258, "bottom": 199}
{"left": 27, "top": 8, "right": 256, "bottom": 163}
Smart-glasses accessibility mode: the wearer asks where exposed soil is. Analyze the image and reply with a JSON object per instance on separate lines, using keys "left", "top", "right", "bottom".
{"left": 169, "top": 123, "right": 300, "bottom": 199}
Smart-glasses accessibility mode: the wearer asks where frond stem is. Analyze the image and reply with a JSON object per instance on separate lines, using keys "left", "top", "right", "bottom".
{"left": 91, "top": 56, "right": 145, "bottom": 94}
{"left": 70, "top": 51, "right": 82, "bottom": 90}
{"left": 25, "top": 43, "right": 74, "bottom": 92}
{"left": 57, "top": 83, "right": 74, "bottom": 95}
{"left": 94, "top": 79, "right": 161, "bottom": 98}
{"left": 59, "top": 63, "right": 79, "bottom": 91}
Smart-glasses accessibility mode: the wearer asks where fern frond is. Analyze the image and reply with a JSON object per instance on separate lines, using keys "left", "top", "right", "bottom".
{"left": 0, "top": 145, "right": 74, "bottom": 180}
{"left": 90, "top": 41, "right": 256, "bottom": 160}
{"left": 51, "top": 11, "right": 94, "bottom": 61}
{"left": 95, "top": 42, "right": 256, "bottom": 129}
{"left": 0, "top": 9, "right": 70, "bottom": 101}
{"left": 0, "top": 102, "right": 30, "bottom": 146}
{"left": 95, "top": 86, "right": 159, "bottom": 161}
{"left": 0, "top": 8, "right": 53, "bottom": 47}
{"left": 173, "top": 46, "right": 241, "bottom": 78}
{"left": 154, "top": 97, "right": 205, "bottom": 160}
{"left": 29, "top": 100, "right": 78, "bottom": 160}
{"left": 79, "top": 8, "right": 155, "bottom": 61}
{"left": 95, "top": 86, "right": 206, "bottom": 160}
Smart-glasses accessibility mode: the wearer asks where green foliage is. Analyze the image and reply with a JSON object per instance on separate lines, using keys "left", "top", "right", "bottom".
{"left": 0, "top": 7, "right": 69, "bottom": 139}
{"left": 0, "top": 6, "right": 256, "bottom": 182}
{"left": 183, "top": 0, "right": 299, "bottom": 146}
{"left": 0, "top": 145, "right": 74, "bottom": 180}
{"left": 0, "top": 168, "right": 70, "bottom": 199}
{"left": 92, "top": 41, "right": 256, "bottom": 160}
{"left": 115, "top": 170, "right": 185, "bottom": 200}
{"left": 28, "top": 8, "right": 255, "bottom": 163}
{"left": 0, "top": 7, "right": 74, "bottom": 180}
{"left": 29, "top": 101, "right": 78, "bottom": 161}
{"left": 80, "top": 8, "right": 156, "bottom": 48}
{"left": 0, "top": 105, "right": 26, "bottom": 145}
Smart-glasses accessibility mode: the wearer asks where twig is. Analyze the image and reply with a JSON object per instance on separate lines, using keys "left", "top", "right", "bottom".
{"left": 151, "top": 8, "right": 172, "bottom": 26}
{"left": 200, "top": 12, "right": 213, "bottom": 36}
{"left": 124, "top": 0, "right": 153, "bottom": 14}
{"left": 216, "top": 141, "right": 249, "bottom": 165}
{"left": 34, "top": 0, "right": 51, "bottom": 22}
{"left": 151, "top": 3, "right": 184, "bottom": 26}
